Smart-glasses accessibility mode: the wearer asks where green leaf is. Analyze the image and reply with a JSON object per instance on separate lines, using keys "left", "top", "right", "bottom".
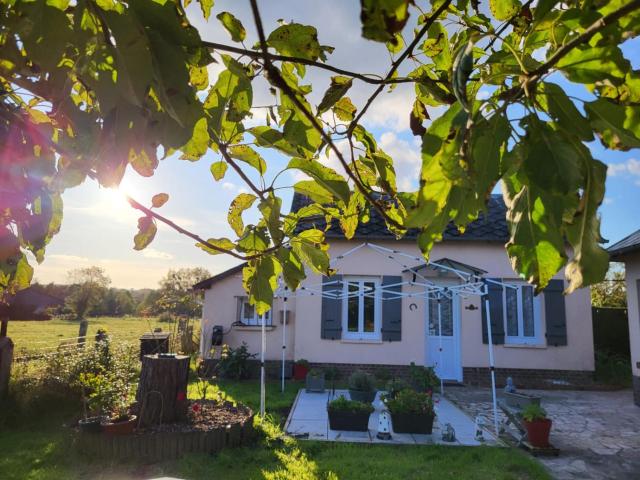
{"left": 293, "top": 180, "right": 335, "bottom": 204}
{"left": 421, "top": 23, "right": 452, "bottom": 71}
{"left": 249, "top": 126, "right": 299, "bottom": 157}
{"left": 276, "top": 248, "right": 306, "bottom": 291}
{"left": 243, "top": 256, "right": 282, "bottom": 315}
{"left": 538, "top": 82, "right": 593, "bottom": 142}
{"left": 180, "top": 117, "right": 210, "bottom": 161}
{"left": 556, "top": 46, "right": 628, "bottom": 85}
{"left": 228, "top": 193, "right": 258, "bottom": 236}
{"left": 151, "top": 193, "right": 169, "bottom": 208}
{"left": 317, "top": 76, "right": 353, "bottom": 115}
{"left": 210, "top": 160, "right": 228, "bottom": 180}
{"left": 291, "top": 229, "right": 331, "bottom": 275}
{"left": 452, "top": 39, "right": 474, "bottom": 112}
{"left": 134, "top": 216, "right": 157, "bottom": 250}
{"left": 339, "top": 190, "right": 365, "bottom": 239}
{"left": 504, "top": 183, "right": 567, "bottom": 290}
{"left": 267, "top": 24, "right": 328, "bottom": 61}
{"left": 196, "top": 237, "right": 235, "bottom": 255}
{"left": 584, "top": 98, "right": 640, "bottom": 151}
{"left": 216, "top": 11, "right": 246, "bottom": 42}
{"left": 237, "top": 229, "right": 270, "bottom": 253}
{"left": 199, "top": 0, "right": 214, "bottom": 20}
{"left": 333, "top": 97, "right": 357, "bottom": 122}
{"left": 288, "top": 157, "right": 350, "bottom": 204}
{"left": 360, "top": 0, "right": 411, "bottom": 44}
{"left": 259, "top": 193, "right": 284, "bottom": 245}
{"left": 489, "top": 0, "right": 521, "bottom": 21}
{"left": 564, "top": 158, "right": 609, "bottom": 293}
{"left": 371, "top": 151, "right": 397, "bottom": 194}
{"left": 521, "top": 116, "right": 581, "bottom": 194}
{"left": 228, "top": 145, "right": 267, "bottom": 175}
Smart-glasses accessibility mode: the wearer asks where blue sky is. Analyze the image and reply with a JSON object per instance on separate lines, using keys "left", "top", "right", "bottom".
{"left": 31, "top": 1, "right": 640, "bottom": 288}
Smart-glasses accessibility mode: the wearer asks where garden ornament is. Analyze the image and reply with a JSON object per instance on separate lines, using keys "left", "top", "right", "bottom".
{"left": 442, "top": 423, "right": 456, "bottom": 442}
{"left": 505, "top": 377, "right": 517, "bottom": 393}
{"left": 475, "top": 415, "right": 486, "bottom": 442}
{"left": 376, "top": 410, "right": 392, "bottom": 440}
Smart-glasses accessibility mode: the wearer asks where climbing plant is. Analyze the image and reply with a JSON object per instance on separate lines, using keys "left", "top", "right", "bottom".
{"left": 2, "top": 0, "right": 640, "bottom": 314}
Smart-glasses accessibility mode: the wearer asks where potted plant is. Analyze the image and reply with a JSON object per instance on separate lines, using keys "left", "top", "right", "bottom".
{"left": 522, "top": 404, "right": 552, "bottom": 448}
{"left": 348, "top": 370, "right": 377, "bottom": 403}
{"left": 77, "top": 372, "right": 109, "bottom": 434}
{"left": 293, "top": 359, "right": 310, "bottom": 380}
{"left": 327, "top": 395, "right": 374, "bottom": 431}
{"left": 99, "top": 376, "right": 137, "bottom": 435}
{"left": 384, "top": 388, "right": 436, "bottom": 434}
{"left": 408, "top": 362, "right": 439, "bottom": 393}
{"left": 306, "top": 368, "right": 325, "bottom": 393}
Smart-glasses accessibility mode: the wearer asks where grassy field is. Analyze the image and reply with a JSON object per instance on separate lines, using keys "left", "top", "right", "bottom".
{"left": 7, "top": 316, "right": 175, "bottom": 354}
{"left": 0, "top": 378, "right": 551, "bottom": 480}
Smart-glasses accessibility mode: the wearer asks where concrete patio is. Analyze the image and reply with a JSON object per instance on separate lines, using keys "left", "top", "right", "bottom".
{"left": 284, "top": 388, "right": 498, "bottom": 446}
{"left": 446, "top": 386, "right": 640, "bottom": 480}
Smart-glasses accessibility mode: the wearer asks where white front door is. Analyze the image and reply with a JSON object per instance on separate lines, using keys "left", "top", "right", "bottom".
{"left": 426, "top": 295, "right": 462, "bottom": 382}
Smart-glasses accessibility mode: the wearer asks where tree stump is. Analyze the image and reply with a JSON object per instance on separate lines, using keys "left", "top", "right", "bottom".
{"left": 0, "top": 337, "right": 14, "bottom": 399}
{"left": 136, "top": 354, "right": 190, "bottom": 427}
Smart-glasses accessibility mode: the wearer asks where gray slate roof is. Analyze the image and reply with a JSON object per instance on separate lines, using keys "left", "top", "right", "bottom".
{"left": 291, "top": 192, "right": 509, "bottom": 242}
{"left": 608, "top": 229, "right": 640, "bottom": 258}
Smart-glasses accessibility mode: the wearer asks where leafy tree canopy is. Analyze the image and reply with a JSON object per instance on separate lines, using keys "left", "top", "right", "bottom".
{"left": 2, "top": 0, "right": 640, "bottom": 314}
{"left": 65, "top": 266, "right": 111, "bottom": 319}
{"left": 156, "top": 267, "right": 210, "bottom": 317}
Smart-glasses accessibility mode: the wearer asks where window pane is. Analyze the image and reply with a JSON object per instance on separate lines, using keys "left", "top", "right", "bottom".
{"left": 428, "top": 299, "right": 438, "bottom": 335}
{"left": 522, "top": 286, "right": 535, "bottom": 337}
{"left": 363, "top": 282, "right": 375, "bottom": 332}
{"left": 348, "top": 282, "right": 359, "bottom": 332}
{"left": 243, "top": 301, "right": 254, "bottom": 323}
{"left": 441, "top": 298, "right": 453, "bottom": 337}
{"left": 506, "top": 288, "right": 518, "bottom": 336}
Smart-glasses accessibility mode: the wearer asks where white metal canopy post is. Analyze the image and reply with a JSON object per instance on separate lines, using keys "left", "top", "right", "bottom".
{"left": 281, "top": 296, "right": 287, "bottom": 393}
{"left": 484, "top": 299, "right": 500, "bottom": 436}
{"left": 437, "top": 297, "right": 444, "bottom": 397}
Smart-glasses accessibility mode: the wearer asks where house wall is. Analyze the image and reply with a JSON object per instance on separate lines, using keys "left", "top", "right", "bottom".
{"left": 621, "top": 251, "right": 640, "bottom": 405}
{"left": 200, "top": 239, "right": 595, "bottom": 379}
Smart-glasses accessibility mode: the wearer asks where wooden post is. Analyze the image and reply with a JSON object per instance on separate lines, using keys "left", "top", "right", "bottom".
{"left": 0, "top": 336, "right": 14, "bottom": 399}
{"left": 0, "top": 317, "right": 7, "bottom": 338}
{"left": 78, "top": 318, "right": 88, "bottom": 345}
{"left": 135, "top": 354, "right": 190, "bottom": 427}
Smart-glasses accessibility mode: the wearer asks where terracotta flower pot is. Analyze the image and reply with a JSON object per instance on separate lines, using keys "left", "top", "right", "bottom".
{"left": 524, "top": 418, "right": 552, "bottom": 448}
{"left": 102, "top": 415, "right": 137, "bottom": 435}
{"left": 293, "top": 364, "right": 309, "bottom": 381}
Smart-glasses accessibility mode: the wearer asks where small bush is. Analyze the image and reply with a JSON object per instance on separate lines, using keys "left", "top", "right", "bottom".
{"left": 325, "top": 366, "right": 340, "bottom": 382}
{"left": 327, "top": 395, "right": 374, "bottom": 414}
{"left": 384, "top": 388, "right": 434, "bottom": 415}
{"left": 595, "top": 350, "right": 632, "bottom": 386}
{"left": 385, "top": 378, "right": 410, "bottom": 399}
{"left": 218, "top": 343, "right": 256, "bottom": 379}
{"left": 408, "top": 362, "right": 439, "bottom": 392}
{"left": 522, "top": 403, "right": 547, "bottom": 422}
{"left": 158, "top": 312, "right": 174, "bottom": 323}
{"left": 348, "top": 371, "right": 376, "bottom": 392}
{"left": 307, "top": 368, "right": 324, "bottom": 378}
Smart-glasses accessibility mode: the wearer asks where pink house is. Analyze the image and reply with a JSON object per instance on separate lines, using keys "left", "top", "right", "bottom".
{"left": 196, "top": 194, "right": 595, "bottom": 388}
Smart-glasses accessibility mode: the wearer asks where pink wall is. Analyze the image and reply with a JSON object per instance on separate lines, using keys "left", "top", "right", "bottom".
{"left": 621, "top": 251, "right": 640, "bottom": 377}
{"left": 201, "top": 239, "right": 595, "bottom": 372}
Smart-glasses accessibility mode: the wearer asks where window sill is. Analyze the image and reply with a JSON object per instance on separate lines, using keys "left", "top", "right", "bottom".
{"left": 340, "top": 338, "right": 383, "bottom": 344}
{"left": 503, "top": 342, "right": 546, "bottom": 349}
{"left": 233, "top": 325, "right": 276, "bottom": 332}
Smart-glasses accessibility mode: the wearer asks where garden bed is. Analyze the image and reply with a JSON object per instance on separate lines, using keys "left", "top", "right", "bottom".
{"left": 77, "top": 400, "right": 256, "bottom": 462}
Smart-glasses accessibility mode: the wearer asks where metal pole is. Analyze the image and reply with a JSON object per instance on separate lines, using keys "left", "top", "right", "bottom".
{"left": 437, "top": 298, "right": 444, "bottom": 397}
{"left": 281, "top": 297, "right": 287, "bottom": 393}
{"left": 260, "top": 313, "right": 266, "bottom": 418}
{"left": 484, "top": 299, "right": 500, "bottom": 436}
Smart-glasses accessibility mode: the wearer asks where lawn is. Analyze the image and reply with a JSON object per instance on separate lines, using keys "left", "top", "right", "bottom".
{"left": 7, "top": 316, "right": 173, "bottom": 354}
{"left": 0, "top": 378, "right": 551, "bottom": 480}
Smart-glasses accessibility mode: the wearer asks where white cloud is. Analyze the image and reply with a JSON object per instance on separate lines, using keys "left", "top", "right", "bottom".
{"left": 608, "top": 158, "right": 640, "bottom": 177}
{"left": 363, "top": 84, "right": 414, "bottom": 133}
{"left": 49, "top": 254, "right": 91, "bottom": 263}
{"left": 379, "top": 132, "right": 422, "bottom": 191}
{"left": 142, "top": 248, "right": 174, "bottom": 260}
{"left": 222, "top": 182, "right": 237, "bottom": 191}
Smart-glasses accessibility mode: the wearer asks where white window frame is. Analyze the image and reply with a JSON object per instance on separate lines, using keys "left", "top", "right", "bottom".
{"left": 239, "top": 298, "right": 272, "bottom": 326}
{"left": 341, "top": 276, "right": 382, "bottom": 341}
{"left": 502, "top": 282, "right": 542, "bottom": 345}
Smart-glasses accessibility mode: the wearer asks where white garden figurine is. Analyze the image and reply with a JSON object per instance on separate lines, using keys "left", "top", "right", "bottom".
{"left": 376, "top": 410, "right": 392, "bottom": 440}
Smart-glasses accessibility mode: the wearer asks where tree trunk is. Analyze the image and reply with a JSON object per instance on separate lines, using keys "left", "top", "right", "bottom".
{"left": 77, "top": 318, "right": 88, "bottom": 346}
{"left": 136, "top": 354, "right": 190, "bottom": 427}
{"left": 0, "top": 337, "right": 14, "bottom": 399}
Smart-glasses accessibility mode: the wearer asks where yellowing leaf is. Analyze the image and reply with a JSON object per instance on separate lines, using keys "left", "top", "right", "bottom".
{"left": 228, "top": 193, "right": 258, "bottom": 236}
{"left": 217, "top": 11, "right": 246, "bottom": 42}
{"left": 489, "top": 0, "right": 521, "bottom": 21}
{"left": 210, "top": 160, "right": 228, "bottom": 180}
{"left": 133, "top": 216, "right": 157, "bottom": 250}
{"left": 151, "top": 193, "right": 169, "bottom": 208}
{"left": 333, "top": 97, "right": 357, "bottom": 122}
{"left": 317, "top": 76, "right": 353, "bottom": 115}
{"left": 228, "top": 145, "right": 267, "bottom": 175}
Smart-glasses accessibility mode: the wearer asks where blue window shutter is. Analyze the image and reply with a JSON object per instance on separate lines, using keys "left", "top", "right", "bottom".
{"left": 544, "top": 279, "right": 567, "bottom": 346}
{"left": 382, "top": 275, "right": 402, "bottom": 341}
{"left": 321, "top": 275, "right": 342, "bottom": 340}
{"left": 481, "top": 279, "right": 505, "bottom": 344}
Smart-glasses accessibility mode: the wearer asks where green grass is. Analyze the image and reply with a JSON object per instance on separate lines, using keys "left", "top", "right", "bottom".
{"left": 0, "top": 378, "right": 550, "bottom": 480}
{"left": 8, "top": 316, "right": 170, "bottom": 354}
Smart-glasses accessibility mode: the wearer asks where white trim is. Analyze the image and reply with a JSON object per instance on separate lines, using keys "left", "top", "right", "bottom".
{"left": 341, "top": 275, "right": 382, "bottom": 341}
{"left": 502, "top": 282, "right": 542, "bottom": 345}
{"left": 239, "top": 298, "right": 272, "bottom": 326}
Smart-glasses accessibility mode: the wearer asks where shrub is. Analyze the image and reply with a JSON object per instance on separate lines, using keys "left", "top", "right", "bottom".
{"left": 348, "top": 371, "right": 376, "bottom": 392}
{"left": 307, "top": 368, "right": 324, "bottom": 378}
{"left": 408, "top": 363, "right": 439, "bottom": 392}
{"left": 385, "top": 378, "right": 410, "bottom": 399}
{"left": 218, "top": 343, "right": 256, "bottom": 379}
{"left": 158, "top": 312, "right": 174, "bottom": 323}
{"left": 522, "top": 403, "right": 548, "bottom": 422}
{"left": 325, "top": 366, "right": 340, "bottom": 382}
{"left": 384, "top": 388, "right": 434, "bottom": 416}
{"left": 295, "top": 359, "right": 310, "bottom": 368}
{"left": 327, "top": 395, "right": 374, "bottom": 414}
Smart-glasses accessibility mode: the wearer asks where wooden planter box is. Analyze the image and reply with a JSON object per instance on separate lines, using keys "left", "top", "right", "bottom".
{"left": 328, "top": 410, "right": 371, "bottom": 431}
{"left": 390, "top": 412, "right": 435, "bottom": 434}
{"left": 348, "top": 389, "right": 376, "bottom": 403}
{"left": 503, "top": 391, "right": 541, "bottom": 409}
{"left": 306, "top": 374, "right": 325, "bottom": 393}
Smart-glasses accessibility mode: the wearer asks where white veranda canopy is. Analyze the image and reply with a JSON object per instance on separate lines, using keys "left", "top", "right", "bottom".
{"left": 253, "top": 242, "right": 518, "bottom": 435}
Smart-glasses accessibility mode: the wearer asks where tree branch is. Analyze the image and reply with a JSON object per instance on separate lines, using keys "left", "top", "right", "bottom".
{"left": 217, "top": 142, "right": 268, "bottom": 201}
{"left": 248, "top": 0, "right": 405, "bottom": 230}
{"left": 347, "top": 0, "right": 453, "bottom": 135}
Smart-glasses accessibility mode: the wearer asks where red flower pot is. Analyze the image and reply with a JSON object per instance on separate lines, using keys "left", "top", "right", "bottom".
{"left": 102, "top": 415, "right": 137, "bottom": 435}
{"left": 293, "top": 364, "right": 309, "bottom": 381}
{"left": 524, "top": 418, "right": 552, "bottom": 448}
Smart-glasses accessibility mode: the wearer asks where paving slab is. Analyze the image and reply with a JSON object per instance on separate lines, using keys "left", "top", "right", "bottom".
{"left": 446, "top": 386, "right": 640, "bottom": 480}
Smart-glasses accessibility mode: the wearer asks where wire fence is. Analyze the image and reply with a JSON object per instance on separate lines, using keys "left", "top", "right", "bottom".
{"left": 13, "top": 334, "right": 138, "bottom": 363}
